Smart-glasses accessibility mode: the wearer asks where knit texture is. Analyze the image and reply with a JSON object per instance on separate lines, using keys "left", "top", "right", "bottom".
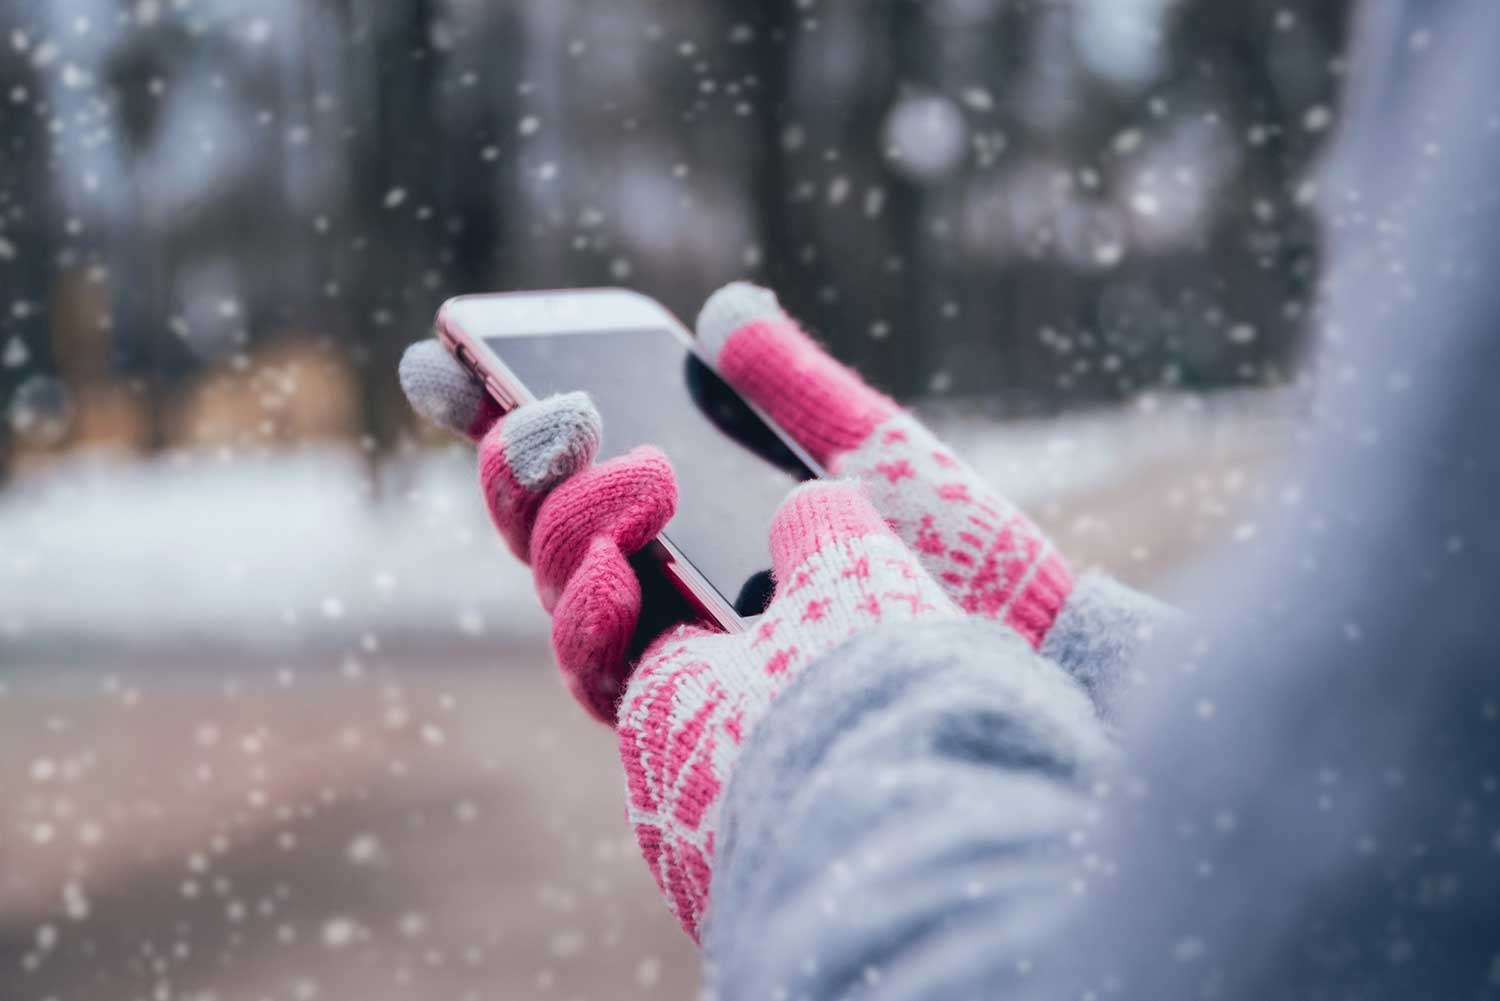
{"left": 477, "top": 392, "right": 601, "bottom": 560}
{"left": 704, "top": 617, "right": 1110, "bottom": 998}
{"left": 399, "top": 338, "right": 504, "bottom": 439}
{"left": 698, "top": 292, "right": 899, "bottom": 462}
{"left": 396, "top": 350, "right": 674, "bottom": 722}
{"left": 1039, "top": 569, "right": 1176, "bottom": 718}
{"left": 527, "top": 447, "right": 677, "bottom": 722}
{"left": 697, "top": 283, "right": 1073, "bottom": 645}
{"left": 616, "top": 481, "right": 960, "bottom": 940}
{"left": 840, "top": 413, "right": 1072, "bottom": 645}
{"left": 498, "top": 391, "right": 602, "bottom": 490}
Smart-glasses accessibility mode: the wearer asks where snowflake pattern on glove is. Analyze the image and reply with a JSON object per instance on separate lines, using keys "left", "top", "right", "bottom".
{"left": 616, "top": 494, "right": 957, "bottom": 939}
{"left": 696, "top": 284, "right": 1074, "bottom": 646}
{"left": 839, "top": 413, "right": 1073, "bottom": 646}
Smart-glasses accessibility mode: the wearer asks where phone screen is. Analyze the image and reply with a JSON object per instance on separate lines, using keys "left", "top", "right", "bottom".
{"left": 483, "top": 328, "right": 817, "bottom": 617}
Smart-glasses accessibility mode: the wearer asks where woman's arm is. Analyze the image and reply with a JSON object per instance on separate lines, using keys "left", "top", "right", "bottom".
{"left": 705, "top": 619, "right": 1113, "bottom": 1000}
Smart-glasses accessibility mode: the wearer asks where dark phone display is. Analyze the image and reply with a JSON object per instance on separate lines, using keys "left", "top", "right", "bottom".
{"left": 484, "top": 329, "right": 816, "bottom": 617}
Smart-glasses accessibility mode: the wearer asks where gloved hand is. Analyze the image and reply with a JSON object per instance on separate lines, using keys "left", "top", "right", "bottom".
{"left": 696, "top": 283, "right": 1073, "bottom": 646}
{"left": 397, "top": 282, "right": 1081, "bottom": 937}
{"left": 398, "top": 351, "right": 676, "bottom": 720}
{"left": 618, "top": 481, "right": 957, "bottom": 937}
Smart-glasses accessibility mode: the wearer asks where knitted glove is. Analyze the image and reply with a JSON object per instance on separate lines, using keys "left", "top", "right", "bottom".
{"left": 400, "top": 341, "right": 676, "bottom": 721}
{"left": 617, "top": 480, "right": 959, "bottom": 938}
{"left": 697, "top": 283, "right": 1074, "bottom": 646}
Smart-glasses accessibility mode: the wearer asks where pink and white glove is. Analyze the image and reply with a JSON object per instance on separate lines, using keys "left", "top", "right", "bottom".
{"left": 617, "top": 481, "right": 958, "bottom": 938}
{"left": 697, "top": 283, "right": 1074, "bottom": 646}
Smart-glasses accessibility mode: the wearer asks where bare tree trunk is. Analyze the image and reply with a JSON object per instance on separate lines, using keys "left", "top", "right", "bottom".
{"left": 338, "top": 0, "right": 443, "bottom": 477}
{"left": 0, "top": 33, "right": 63, "bottom": 478}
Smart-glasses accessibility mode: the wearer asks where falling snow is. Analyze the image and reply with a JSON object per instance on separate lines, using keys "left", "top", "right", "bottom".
{"left": 2, "top": 1, "right": 1487, "bottom": 997}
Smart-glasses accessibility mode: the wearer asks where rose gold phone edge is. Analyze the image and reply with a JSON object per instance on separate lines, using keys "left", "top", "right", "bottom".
{"left": 434, "top": 287, "right": 825, "bottom": 635}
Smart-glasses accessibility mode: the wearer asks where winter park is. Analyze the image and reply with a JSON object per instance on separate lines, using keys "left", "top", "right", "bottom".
{"left": 2, "top": 2, "right": 1498, "bottom": 1000}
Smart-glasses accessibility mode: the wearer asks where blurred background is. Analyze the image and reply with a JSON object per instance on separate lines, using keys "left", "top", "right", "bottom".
{"left": 1, "top": 1, "right": 1355, "bottom": 998}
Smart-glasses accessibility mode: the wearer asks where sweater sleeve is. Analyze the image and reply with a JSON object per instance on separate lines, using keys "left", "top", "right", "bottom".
{"left": 702, "top": 618, "right": 1113, "bottom": 1001}
{"left": 1040, "top": 570, "right": 1176, "bottom": 720}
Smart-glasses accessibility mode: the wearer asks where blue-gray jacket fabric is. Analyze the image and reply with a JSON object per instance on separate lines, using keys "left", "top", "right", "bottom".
{"left": 702, "top": 2, "right": 1500, "bottom": 997}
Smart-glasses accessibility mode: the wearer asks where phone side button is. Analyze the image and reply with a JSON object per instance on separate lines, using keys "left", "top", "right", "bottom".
{"left": 483, "top": 376, "right": 515, "bottom": 410}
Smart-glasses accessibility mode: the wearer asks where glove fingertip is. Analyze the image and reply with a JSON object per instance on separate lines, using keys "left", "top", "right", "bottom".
{"left": 499, "top": 391, "right": 603, "bottom": 491}
{"left": 695, "top": 281, "right": 784, "bottom": 366}
{"left": 399, "top": 339, "right": 496, "bottom": 438}
{"left": 768, "top": 480, "right": 890, "bottom": 583}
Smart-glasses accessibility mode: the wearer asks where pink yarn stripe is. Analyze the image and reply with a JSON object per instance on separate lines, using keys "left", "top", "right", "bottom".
{"left": 621, "top": 658, "right": 693, "bottom": 811}
{"left": 661, "top": 847, "right": 701, "bottom": 940}
{"left": 634, "top": 823, "right": 665, "bottom": 887}
{"left": 679, "top": 840, "right": 713, "bottom": 939}
{"left": 1003, "top": 551, "right": 1074, "bottom": 647}
{"left": 672, "top": 725, "right": 723, "bottom": 831}
{"left": 664, "top": 683, "right": 724, "bottom": 803}
{"left": 717, "top": 319, "right": 899, "bottom": 467}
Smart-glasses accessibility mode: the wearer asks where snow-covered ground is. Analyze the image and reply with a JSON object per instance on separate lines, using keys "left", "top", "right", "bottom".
{"left": 1, "top": 442, "right": 547, "bottom": 663}
{"left": 0, "top": 391, "right": 1292, "bottom": 663}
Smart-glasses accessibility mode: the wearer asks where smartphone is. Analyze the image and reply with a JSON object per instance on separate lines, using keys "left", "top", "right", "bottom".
{"left": 435, "top": 288, "right": 825, "bottom": 636}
